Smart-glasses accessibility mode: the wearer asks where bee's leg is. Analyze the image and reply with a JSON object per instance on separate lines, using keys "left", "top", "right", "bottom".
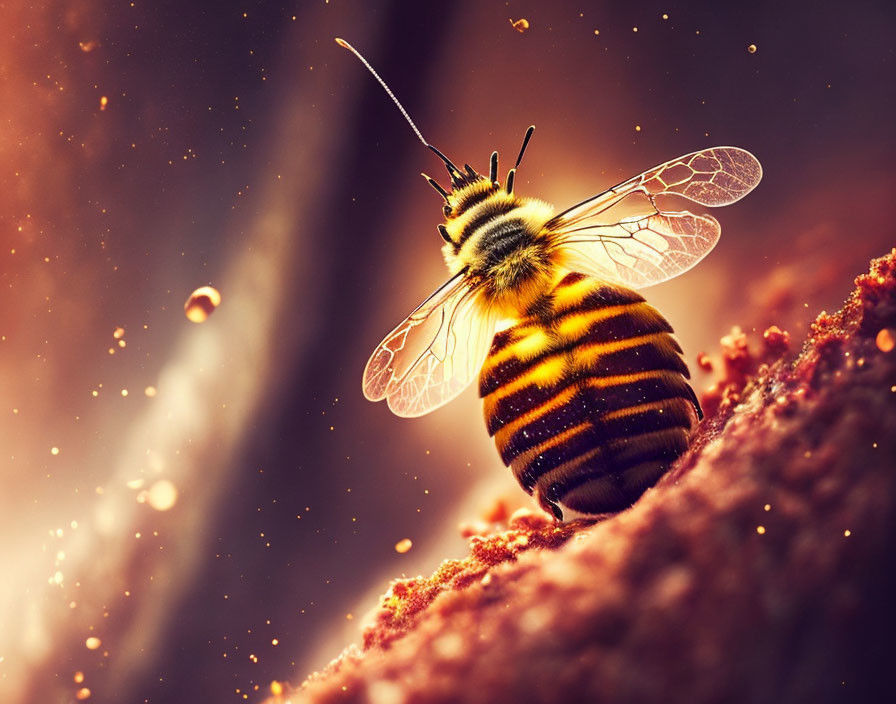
{"left": 535, "top": 488, "right": 564, "bottom": 521}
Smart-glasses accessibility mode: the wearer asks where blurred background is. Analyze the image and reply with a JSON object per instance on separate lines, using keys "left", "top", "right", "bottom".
{"left": 0, "top": 1, "right": 893, "bottom": 702}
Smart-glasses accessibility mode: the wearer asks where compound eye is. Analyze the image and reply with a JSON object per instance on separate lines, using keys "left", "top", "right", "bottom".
{"left": 443, "top": 204, "right": 452, "bottom": 218}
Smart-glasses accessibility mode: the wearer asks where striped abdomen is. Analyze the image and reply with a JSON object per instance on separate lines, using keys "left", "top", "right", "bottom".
{"left": 479, "top": 272, "right": 702, "bottom": 519}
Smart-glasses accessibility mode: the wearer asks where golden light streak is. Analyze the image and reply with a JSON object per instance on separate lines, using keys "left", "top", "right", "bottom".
{"left": 0, "top": 9, "right": 357, "bottom": 702}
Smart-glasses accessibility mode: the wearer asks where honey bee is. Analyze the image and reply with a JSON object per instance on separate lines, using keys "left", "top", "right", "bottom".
{"left": 338, "top": 39, "right": 762, "bottom": 519}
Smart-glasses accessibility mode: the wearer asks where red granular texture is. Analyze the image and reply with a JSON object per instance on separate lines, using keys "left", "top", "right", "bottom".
{"left": 762, "top": 324, "right": 790, "bottom": 355}
{"left": 362, "top": 510, "right": 586, "bottom": 650}
{"left": 278, "top": 249, "right": 896, "bottom": 704}
{"left": 699, "top": 321, "right": 794, "bottom": 420}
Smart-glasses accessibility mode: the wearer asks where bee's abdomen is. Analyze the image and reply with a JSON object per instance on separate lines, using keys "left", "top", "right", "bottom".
{"left": 479, "top": 273, "right": 701, "bottom": 518}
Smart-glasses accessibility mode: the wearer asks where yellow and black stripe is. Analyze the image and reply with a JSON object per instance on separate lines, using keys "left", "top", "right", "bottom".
{"left": 439, "top": 174, "right": 557, "bottom": 315}
{"left": 479, "top": 272, "right": 702, "bottom": 518}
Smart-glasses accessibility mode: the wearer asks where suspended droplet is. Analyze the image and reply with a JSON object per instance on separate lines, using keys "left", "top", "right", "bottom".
{"left": 184, "top": 286, "right": 221, "bottom": 323}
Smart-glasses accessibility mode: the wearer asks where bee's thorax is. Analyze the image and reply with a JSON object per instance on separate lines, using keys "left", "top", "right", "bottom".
{"left": 440, "top": 179, "right": 557, "bottom": 318}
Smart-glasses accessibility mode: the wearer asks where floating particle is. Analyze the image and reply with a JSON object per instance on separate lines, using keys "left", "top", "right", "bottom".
{"left": 76, "top": 688, "right": 91, "bottom": 701}
{"left": 696, "top": 351, "right": 713, "bottom": 372}
{"left": 120, "top": 389, "right": 128, "bottom": 397}
{"left": 144, "top": 386, "right": 157, "bottom": 397}
{"left": 271, "top": 638, "right": 279, "bottom": 646}
{"left": 113, "top": 327, "right": 125, "bottom": 339}
{"left": 79, "top": 40, "right": 97, "bottom": 53}
{"left": 99, "top": 96, "right": 108, "bottom": 110}
{"left": 394, "top": 538, "right": 413, "bottom": 554}
{"left": 593, "top": 29, "right": 600, "bottom": 35}
{"left": 85, "top": 636, "right": 101, "bottom": 650}
{"left": 747, "top": 44, "right": 757, "bottom": 54}
{"left": 51, "top": 446, "right": 60, "bottom": 456}
{"left": 118, "top": 339, "right": 126, "bottom": 348}
{"left": 184, "top": 286, "right": 221, "bottom": 323}
{"left": 510, "top": 18, "right": 530, "bottom": 33}
{"left": 147, "top": 480, "right": 178, "bottom": 511}
{"left": 74, "top": 672, "right": 85, "bottom": 683}
{"left": 876, "top": 328, "right": 895, "bottom": 352}
{"left": 633, "top": 26, "right": 638, "bottom": 32}
{"left": 756, "top": 525, "right": 766, "bottom": 535}
{"left": 844, "top": 529, "right": 851, "bottom": 537}
{"left": 635, "top": 125, "right": 642, "bottom": 132}
{"left": 270, "top": 681, "right": 284, "bottom": 696}
{"left": 662, "top": 13, "right": 669, "bottom": 20}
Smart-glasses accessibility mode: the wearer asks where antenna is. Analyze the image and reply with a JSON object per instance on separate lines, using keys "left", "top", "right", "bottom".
{"left": 514, "top": 125, "right": 535, "bottom": 169}
{"left": 335, "top": 38, "right": 462, "bottom": 179}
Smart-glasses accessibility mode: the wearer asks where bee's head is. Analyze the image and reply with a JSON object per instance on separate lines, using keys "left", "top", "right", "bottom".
{"left": 424, "top": 126, "right": 536, "bottom": 230}
{"left": 425, "top": 159, "right": 493, "bottom": 222}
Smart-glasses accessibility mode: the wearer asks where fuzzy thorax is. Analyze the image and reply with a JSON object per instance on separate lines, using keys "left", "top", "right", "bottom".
{"left": 441, "top": 189, "right": 558, "bottom": 318}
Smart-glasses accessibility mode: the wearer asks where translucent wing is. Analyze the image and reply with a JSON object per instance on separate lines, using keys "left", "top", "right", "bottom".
{"left": 363, "top": 272, "right": 497, "bottom": 417}
{"left": 560, "top": 211, "right": 721, "bottom": 289}
{"left": 548, "top": 147, "right": 761, "bottom": 288}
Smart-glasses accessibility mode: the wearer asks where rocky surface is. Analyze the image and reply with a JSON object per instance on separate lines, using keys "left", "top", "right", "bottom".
{"left": 270, "top": 250, "right": 896, "bottom": 704}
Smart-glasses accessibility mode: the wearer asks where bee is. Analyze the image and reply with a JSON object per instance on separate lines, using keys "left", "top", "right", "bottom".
{"left": 338, "top": 39, "right": 762, "bottom": 520}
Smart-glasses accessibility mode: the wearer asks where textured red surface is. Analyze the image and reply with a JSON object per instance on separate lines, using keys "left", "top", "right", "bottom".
{"left": 274, "top": 250, "right": 896, "bottom": 704}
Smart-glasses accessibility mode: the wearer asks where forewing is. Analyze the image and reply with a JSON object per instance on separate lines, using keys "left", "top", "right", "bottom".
{"left": 362, "top": 274, "right": 496, "bottom": 417}
{"left": 628, "top": 146, "right": 762, "bottom": 206}
{"left": 549, "top": 146, "right": 760, "bottom": 288}
{"left": 550, "top": 147, "right": 762, "bottom": 229}
{"left": 560, "top": 211, "right": 721, "bottom": 289}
